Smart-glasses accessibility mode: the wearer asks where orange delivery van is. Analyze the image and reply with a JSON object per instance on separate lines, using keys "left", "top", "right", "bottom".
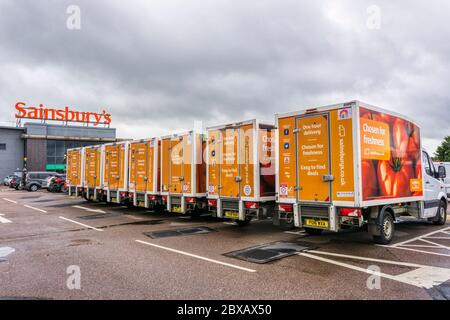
{"left": 276, "top": 100, "right": 447, "bottom": 243}
{"left": 128, "top": 138, "right": 161, "bottom": 209}
{"left": 206, "top": 119, "right": 276, "bottom": 225}
{"left": 82, "top": 144, "right": 104, "bottom": 201}
{"left": 160, "top": 131, "right": 207, "bottom": 214}
{"left": 66, "top": 147, "right": 84, "bottom": 197}
{"left": 102, "top": 141, "right": 130, "bottom": 204}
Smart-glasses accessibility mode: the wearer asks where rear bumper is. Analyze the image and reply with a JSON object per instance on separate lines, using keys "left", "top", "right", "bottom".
{"left": 82, "top": 187, "right": 104, "bottom": 200}
{"left": 276, "top": 203, "right": 365, "bottom": 232}
{"left": 128, "top": 191, "right": 162, "bottom": 208}
{"left": 208, "top": 198, "right": 275, "bottom": 221}
{"left": 162, "top": 195, "right": 207, "bottom": 214}
{"left": 276, "top": 203, "right": 338, "bottom": 231}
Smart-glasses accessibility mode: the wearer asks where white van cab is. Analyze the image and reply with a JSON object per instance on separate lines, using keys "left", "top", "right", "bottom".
{"left": 433, "top": 161, "right": 450, "bottom": 199}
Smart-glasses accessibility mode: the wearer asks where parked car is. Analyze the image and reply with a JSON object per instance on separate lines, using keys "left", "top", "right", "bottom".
{"left": 25, "top": 171, "right": 60, "bottom": 192}
{"left": 3, "top": 175, "right": 18, "bottom": 186}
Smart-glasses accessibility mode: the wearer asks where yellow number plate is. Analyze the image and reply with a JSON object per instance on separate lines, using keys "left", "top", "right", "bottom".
{"left": 111, "top": 197, "right": 117, "bottom": 203}
{"left": 304, "top": 219, "right": 329, "bottom": 229}
{"left": 172, "top": 205, "right": 183, "bottom": 213}
{"left": 224, "top": 211, "right": 239, "bottom": 219}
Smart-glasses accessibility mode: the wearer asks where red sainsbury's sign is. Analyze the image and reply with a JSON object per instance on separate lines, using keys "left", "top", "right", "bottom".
{"left": 15, "top": 101, "right": 112, "bottom": 126}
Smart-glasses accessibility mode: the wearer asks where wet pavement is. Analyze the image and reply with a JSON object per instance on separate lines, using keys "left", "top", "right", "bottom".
{"left": 0, "top": 186, "right": 449, "bottom": 300}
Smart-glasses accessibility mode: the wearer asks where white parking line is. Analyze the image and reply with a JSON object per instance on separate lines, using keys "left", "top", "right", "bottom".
{"left": 299, "top": 251, "right": 450, "bottom": 289}
{"left": 383, "top": 246, "right": 450, "bottom": 257}
{"left": 299, "top": 252, "right": 421, "bottom": 287}
{"left": 72, "top": 205, "right": 106, "bottom": 214}
{"left": 59, "top": 216, "right": 104, "bottom": 232}
{"left": 389, "top": 226, "right": 450, "bottom": 247}
{"left": 425, "top": 236, "right": 450, "bottom": 240}
{"left": 284, "top": 230, "right": 307, "bottom": 235}
{"left": 307, "top": 250, "right": 434, "bottom": 268}
{"left": 378, "top": 226, "right": 450, "bottom": 256}
{"left": 3, "top": 198, "right": 18, "bottom": 204}
{"left": 135, "top": 240, "right": 256, "bottom": 273}
{"left": 24, "top": 205, "right": 47, "bottom": 213}
{"left": 124, "top": 215, "right": 143, "bottom": 220}
{"left": 401, "top": 244, "right": 440, "bottom": 248}
{"left": 0, "top": 247, "right": 15, "bottom": 258}
{"left": 418, "top": 238, "right": 450, "bottom": 250}
{"left": 0, "top": 214, "right": 12, "bottom": 224}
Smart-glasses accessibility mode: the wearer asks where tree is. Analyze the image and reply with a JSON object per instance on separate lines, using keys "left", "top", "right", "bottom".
{"left": 433, "top": 136, "right": 450, "bottom": 161}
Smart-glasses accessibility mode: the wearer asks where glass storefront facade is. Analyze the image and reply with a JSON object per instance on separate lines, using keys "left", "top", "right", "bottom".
{"left": 46, "top": 140, "right": 97, "bottom": 171}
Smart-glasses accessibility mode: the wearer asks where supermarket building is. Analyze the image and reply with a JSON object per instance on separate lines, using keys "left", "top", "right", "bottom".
{"left": 0, "top": 103, "right": 118, "bottom": 178}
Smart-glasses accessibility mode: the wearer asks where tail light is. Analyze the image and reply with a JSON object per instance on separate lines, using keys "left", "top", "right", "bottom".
{"left": 148, "top": 195, "right": 157, "bottom": 201}
{"left": 186, "top": 197, "right": 196, "bottom": 204}
{"left": 245, "top": 201, "right": 260, "bottom": 209}
{"left": 278, "top": 204, "right": 293, "bottom": 212}
{"left": 162, "top": 195, "right": 168, "bottom": 201}
{"left": 129, "top": 192, "right": 134, "bottom": 198}
{"left": 120, "top": 192, "right": 127, "bottom": 198}
{"left": 208, "top": 199, "right": 217, "bottom": 207}
{"left": 340, "top": 208, "right": 362, "bottom": 217}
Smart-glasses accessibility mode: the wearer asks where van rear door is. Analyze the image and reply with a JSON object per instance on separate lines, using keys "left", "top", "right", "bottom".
{"left": 134, "top": 142, "right": 148, "bottom": 193}
{"left": 296, "top": 113, "right": 332, "bottom": 203}
{"left": 105, "top": 145, "right": 120, "bottom": 190}
{"left": 220, "top": 128, "right": 240, "bottom": 198}
{"left": 169, "top": 137, "right": 183, "bottom": 193}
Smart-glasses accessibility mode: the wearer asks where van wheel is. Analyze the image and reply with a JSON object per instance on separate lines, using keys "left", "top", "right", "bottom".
{"left": 29, "top": 184, "right": 38, "bottom": 192}
{"left": 304, "top": 228, "right": 323, "bottom": 235}
{"left": 279, "top": 213, "right": 295, "bottom": 230}
{"left": 190, "top": 209, "right": 201, "bottom": 219}
{"left": 236, "top": 218, "right": 251, "bottom": 226}
{"left": 433, "top": 201, "right": 447, "bottom": 225}
{"left": 372, "top": 211, "right": 394, "bottom": 244}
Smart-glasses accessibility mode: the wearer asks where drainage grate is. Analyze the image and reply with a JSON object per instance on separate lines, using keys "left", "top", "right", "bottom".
{"left": 224, "top": 241, "right": 311, "bottom": 264}
{"left": 78, "top": 212, "right": 123, "bottom": 220}
{"left": 427, "top": 282, "right": 450, "bottom": 300}
{"left": 48, "top": 202, "right": 86, "bottom": 208}
{"left": 144, "top": 226, "right": 215, "bottom": 239}
{"left": 31, "top": 199, "right": 54, "bottom": 203}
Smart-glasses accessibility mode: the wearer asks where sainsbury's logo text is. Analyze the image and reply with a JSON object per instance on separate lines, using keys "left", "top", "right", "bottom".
{"left": 15, "top": 102, "right": 111, "bottom": 126}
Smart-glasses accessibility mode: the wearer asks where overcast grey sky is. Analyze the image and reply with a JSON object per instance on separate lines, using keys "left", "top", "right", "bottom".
{"left": 1, "top": 0, "right": 449, "bottom": 153}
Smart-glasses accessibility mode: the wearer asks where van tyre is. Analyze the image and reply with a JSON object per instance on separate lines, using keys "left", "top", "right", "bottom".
{"left": 236, "top": 218, "right": 251, "bottom": 226}
{"left": 29, "top": 184, "right": 39, "bottom": 192}
{"left": 190, "top": 208, "right": 201, "bottom": 219}
{"left": 433, "top": 200, "right": 447, "bottom": 225}
{"left": 372, "top": 211, "right": 394, "bottom": 245}
{"left": 279, "top": 213, "right": 295, "bottom": 231}
{"left": 304, "top": 227, "right": 323, "bottom": 235}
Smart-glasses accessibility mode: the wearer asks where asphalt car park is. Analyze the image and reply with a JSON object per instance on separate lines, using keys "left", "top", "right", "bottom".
{"left": 0, "top": 186, "right": 449, "bottom": 300}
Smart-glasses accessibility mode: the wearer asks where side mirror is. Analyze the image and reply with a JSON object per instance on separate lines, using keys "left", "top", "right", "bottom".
{"left": 438, "top": 165, "right": 446, "bottom": 179}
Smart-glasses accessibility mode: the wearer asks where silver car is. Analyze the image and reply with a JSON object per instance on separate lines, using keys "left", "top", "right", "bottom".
{"left": 25, "top": 171, "right": 61, "bottom": 192}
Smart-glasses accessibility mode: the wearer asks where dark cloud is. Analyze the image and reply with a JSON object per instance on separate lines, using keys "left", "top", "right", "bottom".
{"left": 0, "top": 0, "right": 449, "bottom": 151}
